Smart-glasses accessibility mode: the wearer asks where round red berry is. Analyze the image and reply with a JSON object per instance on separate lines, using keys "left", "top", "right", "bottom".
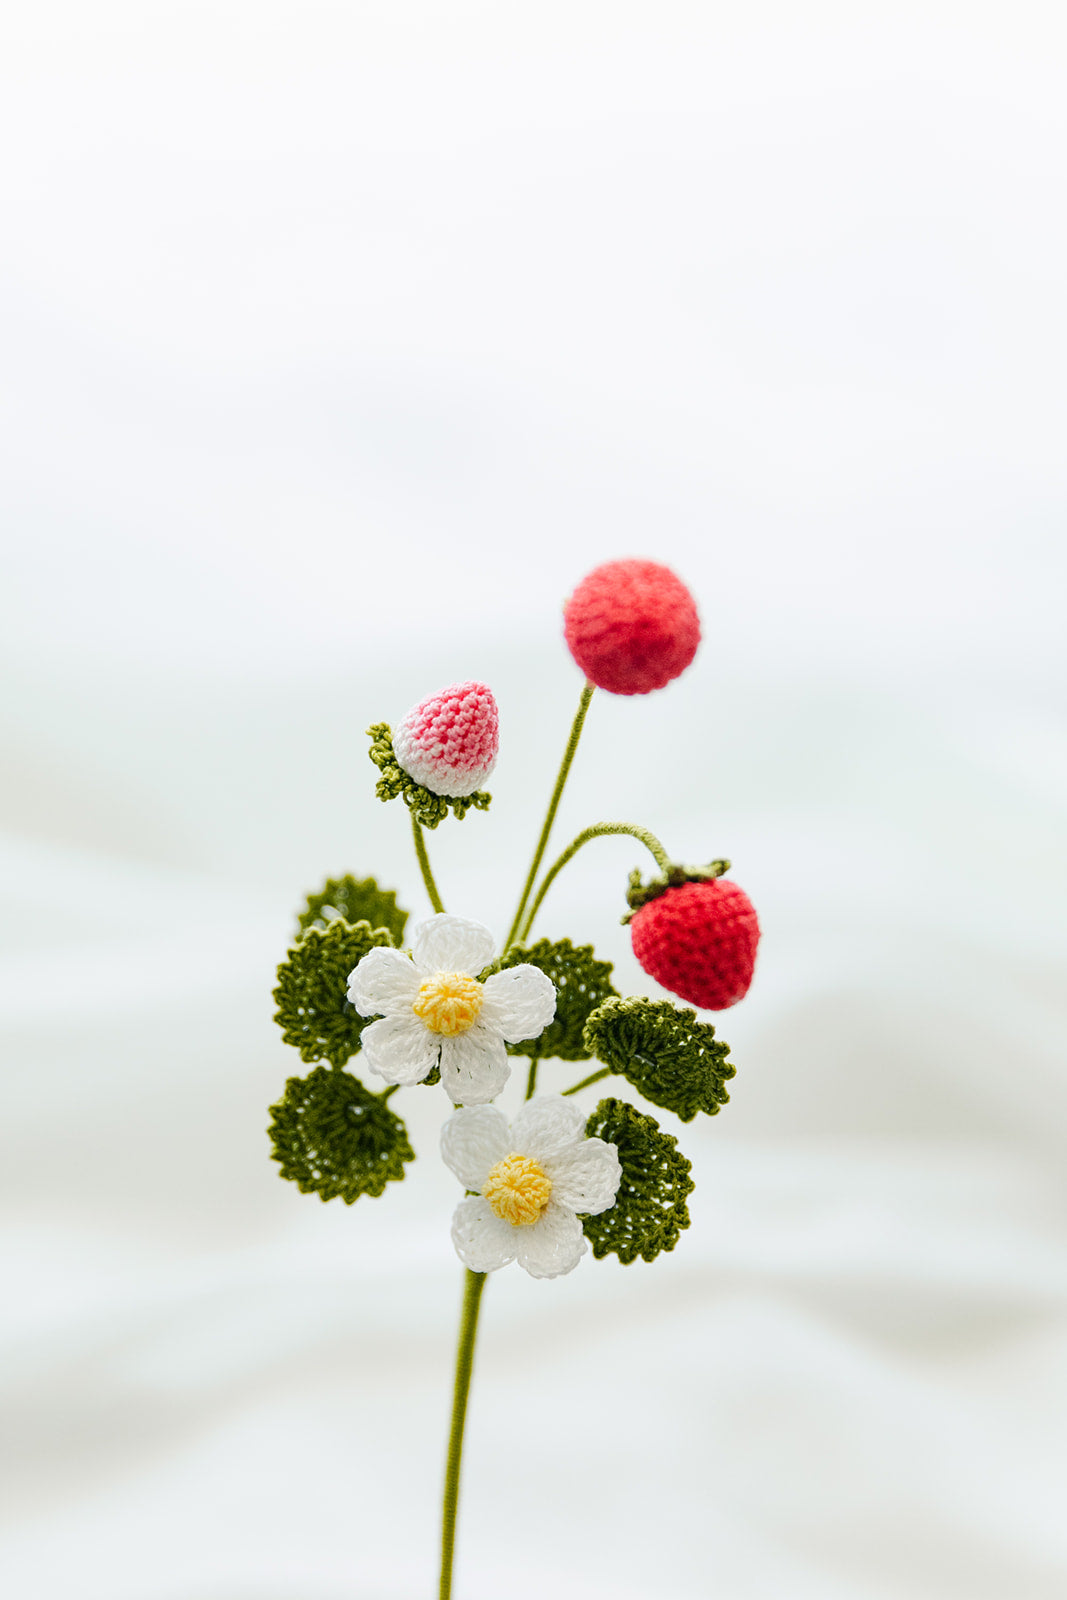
{"left": 630, "top": 879, "right": 760, "bottom": 1010}
{"left": 563, "top": 559, "right": 701, "bottom": 695}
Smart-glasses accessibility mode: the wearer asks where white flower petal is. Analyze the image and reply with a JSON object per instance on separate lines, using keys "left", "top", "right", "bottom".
{"left": 347, "top": 947, "right": 419, "bottom": 1016}
{"left": 509, "top": 1094, "right": 588, "bottom": 1162}
{"left": 438, "top": 1022, "right": 510, "bottom": 1105}
{"left": 360, "top": 1012, "right": 440, "bottom": 1085}
{"left": 481, "top": 966, "right": 557, "bottom": 1043}
{"left": 440, "top": 1106, "right": 511, "bottom": 1190}
{"left": 514, "top": 1200, "right": 588, "bottom": 1279}
{"left": 412, "top": 914, "right": 496, "bottom": 977}
{"left": 544, "top": 1137, "right": 621, "bottom": 1215}
{"left": 451, "top": 1196, "right": 518, "bottom": 1273}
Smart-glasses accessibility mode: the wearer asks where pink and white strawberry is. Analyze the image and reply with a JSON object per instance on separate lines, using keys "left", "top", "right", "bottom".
{"left": 393, "top": 681, "right": 499, "bottom": 798}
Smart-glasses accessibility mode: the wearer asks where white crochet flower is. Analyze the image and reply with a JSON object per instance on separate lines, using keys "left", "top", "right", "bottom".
{"left": 441, "top": 1096, "right": 622, "bottom": 1279}
{"left": 347, "top": 913, "right": 556, "bottom": 1105}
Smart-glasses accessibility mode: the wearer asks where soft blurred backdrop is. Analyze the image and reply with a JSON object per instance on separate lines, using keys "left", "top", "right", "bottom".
{"left": 1, "top": 4, "right": 1065, "bottom": 1598}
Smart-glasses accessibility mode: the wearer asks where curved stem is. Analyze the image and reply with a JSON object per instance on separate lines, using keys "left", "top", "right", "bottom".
{"left": 503, "top": 682, "right": 594, "bottom": 954}
{"left": 440, "top": 1268, "right": 487, "bottom": 1600}
{"left": 519, "top": 822, "right": 672, "bottom": 942}
{"left": 561, "top": 1065, "right": 612, "bottom": 1097}
{"left": 412, "top": 814, "right": 446, "bottom": 914}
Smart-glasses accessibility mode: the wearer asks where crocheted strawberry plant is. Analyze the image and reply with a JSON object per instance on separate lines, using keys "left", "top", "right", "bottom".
{"left": 265, "top": 556, "right": 761, "bottom": 1599}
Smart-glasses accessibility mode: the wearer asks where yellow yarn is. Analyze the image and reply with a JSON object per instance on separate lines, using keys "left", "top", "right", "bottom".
{"left": 484, "top": 1154, "right": 553, "bottom": 1227}
{"left": 413, "top": 972, "right": 484, "bottom": 1036}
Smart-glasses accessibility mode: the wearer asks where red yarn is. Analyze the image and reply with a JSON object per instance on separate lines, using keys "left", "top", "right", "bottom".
{"left": 563, "top": 559, "right": 700, "bottom": 695}
{"left": 630, "top": 879, "right": 760, "bottom": 1011}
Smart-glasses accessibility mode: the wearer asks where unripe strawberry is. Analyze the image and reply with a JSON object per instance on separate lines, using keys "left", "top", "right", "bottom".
{"left": 563, "top": 558, "right": 700, "bottom": 695}
{"left": 630, "top": 878, "right": 759, "bottom": 1010}
{"left": 393, "top": 681, "right": 499, "bottom": 798}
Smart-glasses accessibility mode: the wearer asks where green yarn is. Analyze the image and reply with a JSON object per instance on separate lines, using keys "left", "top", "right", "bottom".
{"left": 581, "top": 1098, "right": 694, "bottom": 1264}
{"left": 273, "top": 918, "right": 395, "bottom": 1067}
{"left": 621, "top": 859, "right": 730, "bottom": 921}
{"left": 583, "top": 997, "right": 735, "bottom": 1122}
{"left": 269, "top": 1067, "right": 415, "bottom": 1202}
{"left": 368, "top": 723, "right": 492, "bottom": 830}
{"left": 501, "top": 938, "right": 618, "bottom": 1062}
{"left": 297, "top": 874, "right": 409, "bottom": 947}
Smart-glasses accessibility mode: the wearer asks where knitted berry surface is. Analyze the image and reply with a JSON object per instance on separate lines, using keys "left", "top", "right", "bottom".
{"left": 563, "top": 558, "right": 700, "bottom": 695}
{"left": 630, "top": 878, "right": 760, "bottom": 1010}
{"left": 393, "top": 681, "right": 499, "bottom": 798}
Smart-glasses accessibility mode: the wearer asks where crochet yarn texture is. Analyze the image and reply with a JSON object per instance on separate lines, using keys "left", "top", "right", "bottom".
{"left": 297, "top": 874, "right": 409, "bottom": 947}
{"left": 269, "top": 1066, "right": 415, "bottom": 1202}
{"left": 500, "top": 938, "right": 618, "bottom": 1061}
{"left": 630, "top": 877, "right": 760, "bottom": 1011}
{"left": 580, "top": 1098, "right": 694, "bottom": 1263}
{"left": 582, "top": 996, "right": 735, "bottom": 1122}
{"left": 273, "top": 918, "right": 395, "bottom": 1067}
{"left": 368, "top": 723, "right": 492, "bottom": 829}
{"left": 563, "top": 558, "right": 700, "bottom": 695}
{"left": 393, "top": 681, "right": 499, "bottom": 798}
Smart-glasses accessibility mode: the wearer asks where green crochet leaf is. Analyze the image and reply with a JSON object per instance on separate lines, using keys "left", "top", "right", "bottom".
{"left": 367, "top": 723, "right": 492, "bottom": 830}
{"left": 501, "top": 938, "right": 618, "bottom": 1061}
{"left": 581, "top": 1098, "right": 694, "bottom": 1264}
{"left": 582, "top": 997, "right": 735, "bottom": 1122}
{"left": 296, "top": 874, "right": 409, "bottom": 948}
{"left": 273, "top": 919, "right": 395, "bottom": 1067}
{"left": 269, "top": 1067, "right": 415, "bottom": 1203}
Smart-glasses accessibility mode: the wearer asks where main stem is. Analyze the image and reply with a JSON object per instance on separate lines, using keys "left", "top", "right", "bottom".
{"left": 440, "top": 1269, "right": 488, "bottom": 1600}
{"left": 520, "top": 821, "right": 672, "bottom": 942}
{"left": 503, "top": 682, "right": 594, "bottom": 953}
{"left": 412, "top": 815, "right": 446, "bottom": 914}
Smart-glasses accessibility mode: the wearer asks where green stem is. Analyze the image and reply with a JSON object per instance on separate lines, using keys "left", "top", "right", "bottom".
{"left": 561, "top": 1066, "right": 613, "bottom": 1097}
{"left": 525, "top": 1056, "right": 540, "bottom": 1100}
{"left": 440, "top": 1269, "right": 488, "bottom": 1600}
{"left": 503, "top": 682, "right": 594, "bottom": 953}
{"left": 519, "top": 822, "right": 672, "bottom": 942}
{"left": 412, "top": 814, "right": 446, "bottom": 914}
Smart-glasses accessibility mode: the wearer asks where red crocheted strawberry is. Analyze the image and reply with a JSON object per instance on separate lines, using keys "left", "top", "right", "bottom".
{"left": 629, "top": 876, "right": 760, "bottom": 1010}
{"left": 563, "top": 558, "right": 700, "bottom": 695}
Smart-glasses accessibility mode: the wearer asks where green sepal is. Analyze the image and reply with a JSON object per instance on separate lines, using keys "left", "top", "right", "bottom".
{"left": 268, "top": 1066, "right": 415, "bottom": 1202}
{"left": 273, "top": 918, "right": 395, "bottom": 1067}
{"left": 296, "top": 874, "right": 409, "bottom": 948}
{"left": 499, "top": 938, "right": 618, "bottom": 1061}
{"left": 367, "top": 723, "right": 492, "bottom": 830}
{"left": 621, "top": 860, "right": 731, "bottom": 922}
{"left": 581, "top": 1098, "right": 694, "bottom": 1264}
{"left": 582, "top": 997, "right": 735, "bottom": 1122}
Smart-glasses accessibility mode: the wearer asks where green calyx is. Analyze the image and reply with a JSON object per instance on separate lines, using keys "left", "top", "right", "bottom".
{"left": 367, "top": 723, "right": 492, "bottom": 830}
{"left": 581, "top": 1098, "right": 694, "bottom": 1264}
{"left": 273, "top": 918, "right": 395, "bottom": 1067}
{"left": 269, "top": 1066, "right": 415, "bottom": 1203}
{"left": 582, "top": 997, "right": 735, "bottom": 1122}
{"left": 297, "top": 874, "right": 409, "bottom": 947}
{"left": 501, "top": 938, "right": 618, "bottom": 1062}
{"left": 621, "top": 859, "right": 731, "bottom": 921}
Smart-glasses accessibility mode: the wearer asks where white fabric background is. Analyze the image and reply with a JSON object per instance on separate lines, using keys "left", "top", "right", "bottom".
{"left": 2, "top": 4, "right": 1065, "bottom": 1597}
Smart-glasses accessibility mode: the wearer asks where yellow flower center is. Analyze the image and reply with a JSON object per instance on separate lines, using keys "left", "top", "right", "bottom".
{"left": 412, "top": 971, "right": 484, "bottom": 1036}
{"left": 483, "top": 1154, "right": 553, "bottom": 1227}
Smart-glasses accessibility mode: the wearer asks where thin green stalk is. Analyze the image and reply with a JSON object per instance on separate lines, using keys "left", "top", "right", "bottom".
{"left": 524, "top": 1056, "right": 540, "bottom": 1100}
{"left": 561, "top": 1066, "right": 612, "bottom": 1097}
{"left": 440, "top": 1269, "right": 488, "bottom": 1600}
{"left": 412, "top": 814, "right": 446, "bottom": 914}
{"left": 503, "top": 682, "right": 594, "bottom": 954}
{"left": 519, "top": 821, "right": 672, "bottom": 942}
